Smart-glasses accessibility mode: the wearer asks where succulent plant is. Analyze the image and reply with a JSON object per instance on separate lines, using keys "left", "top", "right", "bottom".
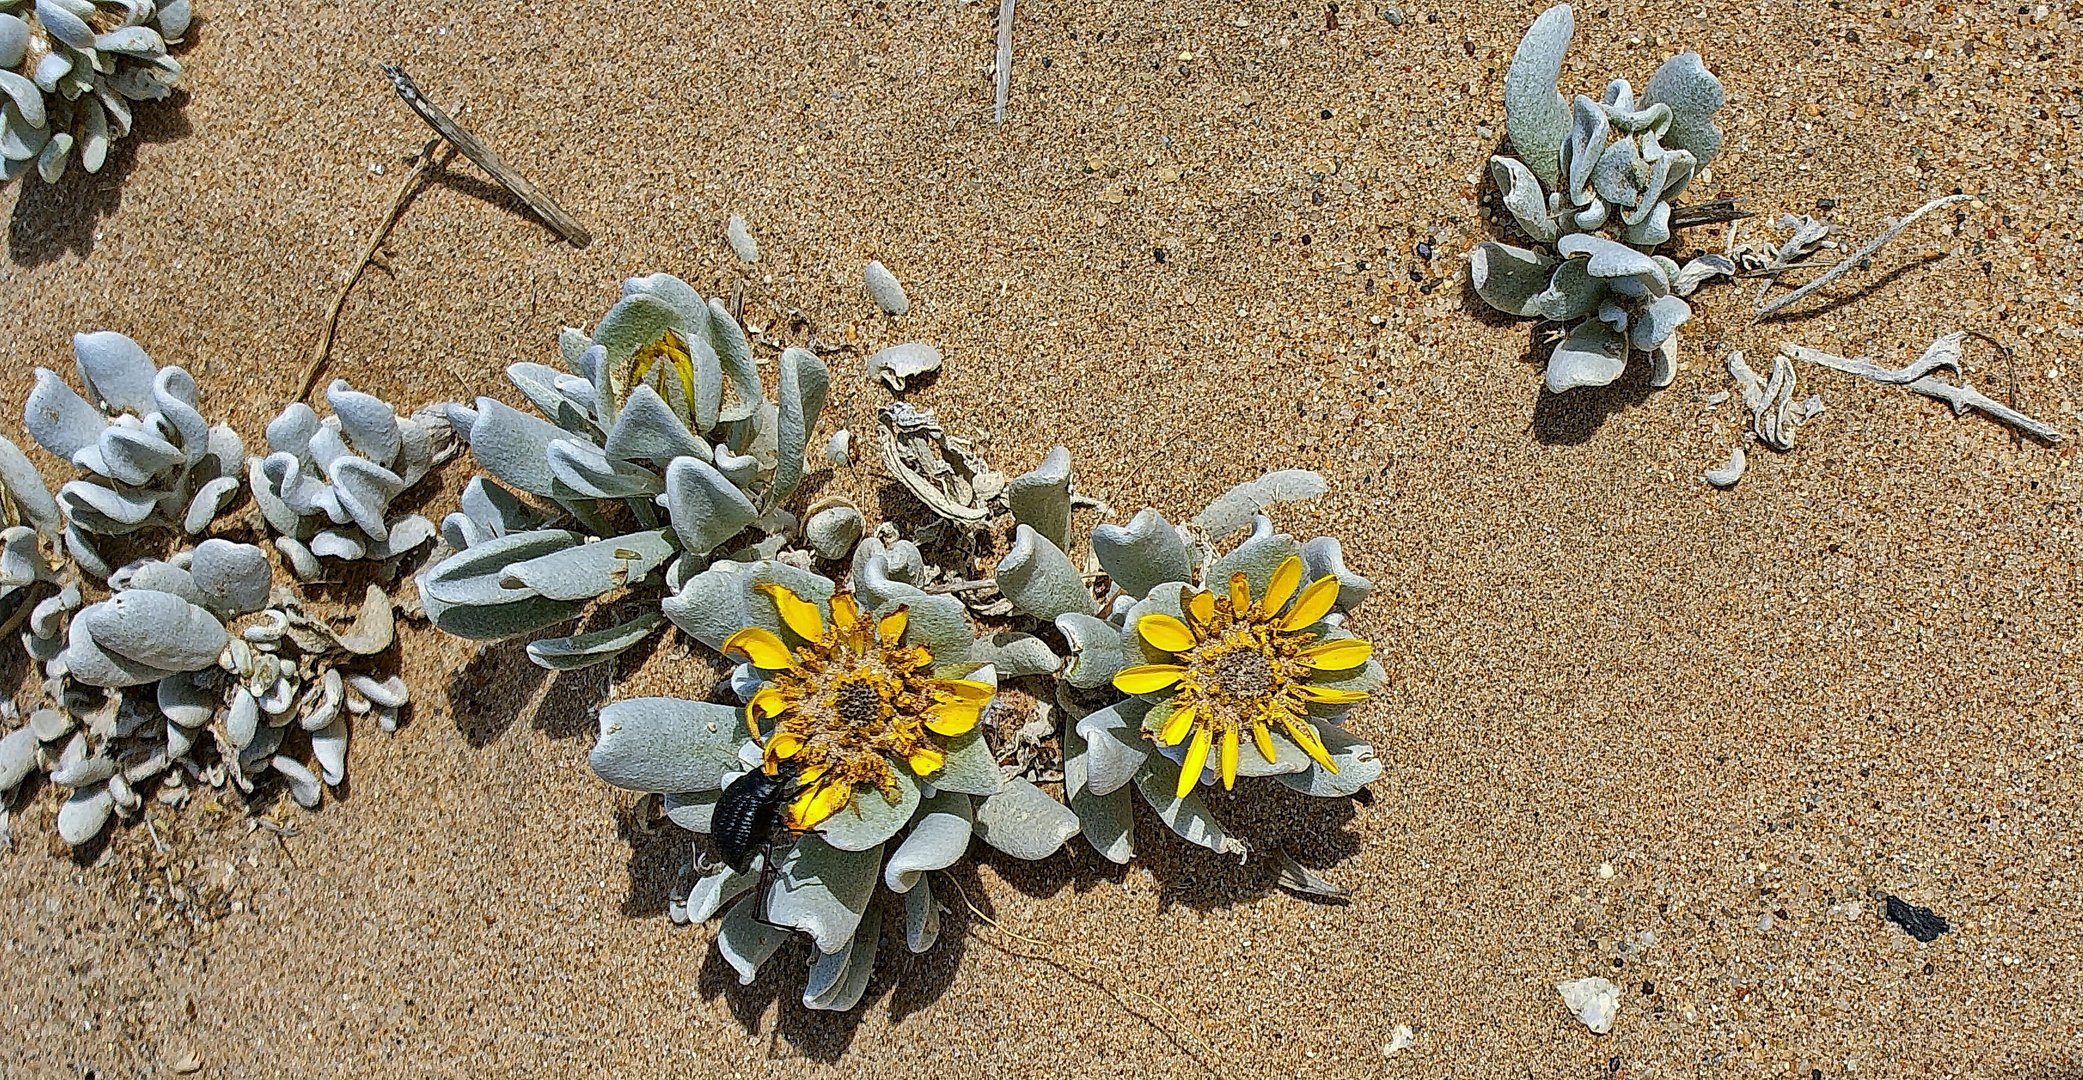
{"left": 1471, "top": 3, "right": 1736, "bottom": 394}
{"left": 590, "top": 553, "right": 1081, "bottom": 1011}
{"left": 12, "top": 537, "right": 407, "bottom": 846}
{"left": 0, "top": 0, "right": 189, "bottom": 183}
{"left": 21, "top": 331, "right": 244, "bottom": 579}
{"left": 989, "top": 464, "right": 1384, "bottom": 869}
{"left": 249, "top": 379, "right": 456, "bottom": 580}
{"left": 0, "top": 432, "right": 60, "bottom": 634}
{"left": 419, "top": 272, "right": 830, "bottom": 670}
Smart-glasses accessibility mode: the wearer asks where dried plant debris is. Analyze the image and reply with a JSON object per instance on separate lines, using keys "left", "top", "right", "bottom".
{"left": 251, "top": 379, "right": 456, "bottom": 579}
{"left": 725, "top": 214, "right": 758, "bottom": 264}
{"left": 1701, "top": 446, "right": 1746, "bottom": 489}
{"left": 1727, "top": 350, "right": 1825, "bottom": 453}
{"left": 0, "top": 434, "right": 61, "bottom": 633}
{"left": 1473, "top": 3, "right": 1735, "bottom": 394}
{"left": 865, "top": 342, "right": 942, "bottom": 394}
{"left": 418, "top": 271, "right": 830, "bottom": 669}
{"left": 1755, "top": 195, "right": 1972, "bottom": 319}
{"left": 876, "top": 403, "right": 1006, "bottom": 528}
{"left": 598, "top": 557, "right": 1074, "bottom": 1011}
{"left": 1556, "top": 976, "right": 1620, "bottom": 1034}
{"left": 1784, "top": 332, "right": 2061, "bottom": 444}
{"left": 8, "top": 539, "right": 408, "bottom": 846}
{"left": 0, "top": 0, "right": 189, "bottom": 183}
{"left": 22, "top": 332, "right": 245, "bottom": 579}
{"left": 863, "top": 260, "right": 909, "bottom": 315}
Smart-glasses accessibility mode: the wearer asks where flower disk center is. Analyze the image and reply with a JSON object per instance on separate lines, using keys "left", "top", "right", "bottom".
{"left": 1211, "top": 647, "right": 1275, "bottom": 699}
{"left": 832, "top": 678, "right": 886, "bottom": 731}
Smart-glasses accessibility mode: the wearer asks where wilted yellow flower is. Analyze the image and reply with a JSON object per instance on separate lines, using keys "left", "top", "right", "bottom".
{"left": 1112, "top": 555, "right": 1374, "bottom": 797}
{"left": 724, "top": 584, "right": 993, "bottom": 830}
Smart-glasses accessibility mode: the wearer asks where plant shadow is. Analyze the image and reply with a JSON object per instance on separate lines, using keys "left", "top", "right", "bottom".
{"left": 443, "top": 598, "right": 666, "bottom": 746}
{"left": 7, "top": 93, "right": 194, "bottom": 268}
{"left": 1529, "top": 343, "right": 1663, "bottom": 446}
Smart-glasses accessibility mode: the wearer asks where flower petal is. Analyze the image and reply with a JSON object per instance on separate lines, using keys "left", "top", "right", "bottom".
{"left": 1176, "top": 724, "right": 1214, "bottom": 799}
{"left": 1277, "top": 713, "right": 1339, "bottom": 774}
{"left": 789, "top": 776, "right": 855, "bottom": 831}
{"left": 1136, "top": 612, "right": 1196, "bottom": 654}
{"left": 1251, "top": 721, "right": 1278, "bottom": 765}
{"left": 1159, "top": 703, "right": 1196, "bottom": 746}
{"left": 829, "top": 592, "right": 864, "bottom": 647}
{"left": 767, "top": 731, "right": 805, "bottom": 760}
{"left": 1113, "top": 664, "right": 1186, "bottom": 696}
{"left": 925, "top": 700, "right": 982, "bottom": 737}
{"left": 722, "top": 627, "right": 796, "bottom": 670}
{"left": 1279, "top": 575, "right": 1342, "bottom": 631}
{"left": 1293, "top": 682, "right": 1370, "bottom": 705}
{"left": 1299, "top": 637, "right": 1374, "bottom": 671}
{"left": 1185, "top": 589, "right": 1216, "bottom": 629}
{"left": 1219, "top": 727, "right": 1239, "bottom": 790}
{"left": 934, "top": 678, "right": 996, "bottom": 704}
{"left": 876, "top": 606, "right": 909, "bottom": 646}
{"left": 1257, "top": 555, "right": 1304, "bottom": 619}
{"left": 1226, "top": 572, "right": 1250, "bottom": 617}
{"left": 906, "top": 743, "right": 946, "bottom": 777}
{"left": 758, "top": 582, "right": 826, "bottom": 643}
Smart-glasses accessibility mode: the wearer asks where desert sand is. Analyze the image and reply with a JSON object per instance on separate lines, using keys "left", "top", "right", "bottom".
{"left": 3, "top": 0, "right": 2081, "bottom": 1076}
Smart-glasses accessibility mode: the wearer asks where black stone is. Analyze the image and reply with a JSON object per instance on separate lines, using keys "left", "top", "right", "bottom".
{"left": 1883, "top": 894, "right": 1951, "bottom": 942}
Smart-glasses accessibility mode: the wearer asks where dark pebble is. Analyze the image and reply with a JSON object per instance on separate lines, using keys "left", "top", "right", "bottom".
{"left": 1883, "top": 894, "right": 1951, "bottom": 942}
{"left": 1817, "top": 197, "right": 1838, "bottom": 210}
{"left": 1416, "top": 242, "right": 1434, "bottom": 259}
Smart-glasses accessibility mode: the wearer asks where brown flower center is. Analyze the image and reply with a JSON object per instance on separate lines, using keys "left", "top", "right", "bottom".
{"left": 1212, "top": 648, "right": 1274, "bottom": 698}
{"left": 833, "top": 679, "right": 887, "bottom": 731}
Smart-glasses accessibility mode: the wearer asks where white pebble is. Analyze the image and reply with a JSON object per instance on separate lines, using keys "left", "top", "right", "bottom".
{"left": 1556, "top": 976, "right": 1619, "bottom": 1035}
{"left": 726, "top": 214, "right": 759, "bottom": 263}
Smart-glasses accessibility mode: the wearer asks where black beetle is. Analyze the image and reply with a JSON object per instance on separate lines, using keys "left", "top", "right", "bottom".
{"left": 712, "top": 760, "right": 799, "bottom": 874}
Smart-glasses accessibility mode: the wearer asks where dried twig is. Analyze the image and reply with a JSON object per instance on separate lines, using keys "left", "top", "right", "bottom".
{"left": 380, "top": 63, "right": 593, "bottom": 249}
{"left": 992, "top": 0, "right": 1016, "bottom": 123}
{"left": 1668, "top": 199, "right": 1751, "bottom": 229}
{"left": 1781, "top": 334, "right": 2063, "bottom": 444}
{"left": 298, "top": 136, "right": 452, "bottom": 401}
{"left": 1755, "top": 194, "right": 1971, "bottom": 320}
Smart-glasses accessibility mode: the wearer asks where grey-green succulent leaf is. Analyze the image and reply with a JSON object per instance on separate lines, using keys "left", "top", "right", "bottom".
{"left": 819, "top": 767, "right": 920, "bottom": 852}
{"left": 1192, "top": 470, "right": 1326, "bottom": 542}
{"left": 1299, "top": 536, "right": 1371, "bottom": 612}
{"left": 1488, "top": 156, "right": 1559, "bottom": 243}
{"left": 883, "top": 788, "right": 974, "bottom": 893}
{"left": 768, "top": 347, "right": 830, "bottom": 508}
{"left": 1640, "top": 51, "right": 1725, "bottom": 166}
{"left": 525, "top": 611, "right": 667, "bottom": 671}
{"left": 1204, "top": 528, "right": 1304, "bottom": 603}
{"left": 973, "top": 776, "right": 1080, "bottom": 860}
{"left": 1063, "top": 718, "right": 1134, "bottom": 864}
{"left": 588, "top": 697, "right": 745, "bottom": 794}
{"left": 1470, "top": 241, "right": 1559, "bottom": 318}
{"left": 1133, "top": 758, "right": 1248, "bottom": 857}
{"left": 663, "top": 456, "right": 759, "bottom": 555}
{"left": 903, "top": 877, "right": 941, "bottom": 953}
{"left": 802, "top": 905, "right": 881, "bottom": 1011}
{"left": 717, "top": 894, "right": 791, "bottom": 985}
{"left": 995, "top": 523, "right": 1095, "bottom": 620}
{"left": 930, "top": 728, "right": 1004, "bottom": 797}
{"left": 686, "top": 862, "right": 760, "bottom": 924}
{"left": 1274, "top": 725, "right": 1383, "bottom": 797}
{"left": 1545, "top": 319, "right": 1629, "bottom": 394}
{"left": 1090, "top": 507, "right": 1191, "bottom": 600}
{"left": 502, "top": 529, "right": 675, "bottom": 603}
{"left": 768, "top": 835, "right": 881, "bottom": 955}
{"left": 966, "top": 631, "right": 1060, "bottom": 678}
{"left": 1502, "top": 3, "right": 1574, "bottom": 187}
{"left": 1055, "top": 611, "right": 1126, "bottom": 690}
{"left": 1006, "top": 446, "right": 1073, "bottom": 551}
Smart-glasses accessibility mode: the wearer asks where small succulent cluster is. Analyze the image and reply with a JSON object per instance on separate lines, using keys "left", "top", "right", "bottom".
{"left": 10, "top": 535, "right": 406, "bottom": 845}
{"left": 0, "top": 433, "right": 61, "bottom": 634}
{"left": 250, "top": 379, "right": 455, "bottom": 580}
{"left": 419, "top": 273, "right": 828, "bottom": 671}
{"left": 23, "top": 331, "right": 243, "bottom": 579}
{"left": 1470, "top": 3, "right": 1736, "bottom": 394}
{"left": 592, "top": 556, "right": 1080, "bottom": 1010}
{"left": 0, "top": 0, "right": 189, "bottom": 183}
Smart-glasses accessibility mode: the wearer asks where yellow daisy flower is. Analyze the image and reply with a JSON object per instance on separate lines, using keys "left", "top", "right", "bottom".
{"left": 722, "top": 584, "right": 993, "bottom": 831}
{"left": 625, "top": 328, "right": 700, "bottom": 414}
{"left": 1112, "top": 554, "right": 1375, "bottom": 798}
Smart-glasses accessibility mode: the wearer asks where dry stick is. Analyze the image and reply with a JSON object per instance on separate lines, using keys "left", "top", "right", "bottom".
{"left": 1669, "top": 199, "right": 1751, "bottom": 230}
{"left": 935, "top": 872, "right": 1228, "bottom": 1076}
{"left": 992, "top": 0, "right": 1016, "bottom": 123}
{"left": 1755, "top": 194, "right": 1971, "bottom": 320}
{"left": 380, "top": 63, "right": 593, "bottom": 249}
{"left": 297, "top": 136, "right": 452, "bottom": 401}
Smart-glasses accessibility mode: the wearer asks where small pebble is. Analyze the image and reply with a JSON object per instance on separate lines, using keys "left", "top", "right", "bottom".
{"left": 1383, "top": 1024, "right": 1415, "bottom": 1056}
{"left": 726, "top": 214, "right": 759, "bottom": 263}
{"left": 864, "top": 260, "right": 910, "bottom": 315}
{"left": 1382, "top": 5, "right": 1405, "bottom": 25}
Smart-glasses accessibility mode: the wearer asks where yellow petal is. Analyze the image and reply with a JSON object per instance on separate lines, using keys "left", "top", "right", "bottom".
{"left": 934, "top": 678, "right": 996, "bottom": 704}
{"left": 795, "top": 762, "right": 829, "bottom": 787}
{"left": 1137, "top": 612, "right": 1197, "bottom": 653}
{"left": 1113, "top": 664, "right": 1186, "bottom": 695}
{"left": 876, "top": 605, "right": 910, "bottom": 646}
{"left": 830, "top": 593, "right": 867, "bottom": 649}
{"left": 1292, "top": 682, "right": 1370, "bottom": 705}
{"left": 757, "top": 583, "right": 826, "bottom": 643}
{"left": 1278, "top": 713, "right": 1339, "bottom": 774}
{"left": 747, "top": 685, "right": 787, "bottom": 720}
{"left": 1298, "top": 637, "right": 1373, "bottom": 671}
{"left": 1250, "top": 721, "right": 1278, "bottom": 764}
{"left": 905, "top": 742, "right": 946, "bottom": 777}
{"left": 1227, "top": 572, "right": 1250, "bottom": 618}
{"left": 1279, "top": 576, "right": 1341, "bottom": 631}
{"left": 1185, "top": 589, "right": 1216, "bottom": 629}
{"left": 1176, "top": 724, "right": 1213, "bottom": 798}
{"left": 789, "top": 776, "right": 854, "bottom": 831}
{"left": 722, "top": 627, "right": 796, "bottom": 670}
{"left": 1258, "top": 555, "right": 1304, "bottom": 619}
{"left": 925, "top": 701, "right": 981, "bottom": 736}
{"left": 766, "top": 731, "right": 805, "bottom": 760}
{"left": 1219, "top": 726, "right": 1239, "bottom": 790}
{"left": 1158, "top": 703, "right": 1196, "bottom": 746}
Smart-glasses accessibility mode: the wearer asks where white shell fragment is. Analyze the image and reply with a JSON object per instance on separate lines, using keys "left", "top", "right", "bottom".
{"left": 1702, "top": 446, "right": 1747, "bottom": 488}
{"left": 725, "top": 214, "right": 759, "bottom": 263}
{"left": 1557, "top": 976, "right": 1620, "bottom": 1034}
{"left": 863, "top": 260, "right": 910, "bottom": 315}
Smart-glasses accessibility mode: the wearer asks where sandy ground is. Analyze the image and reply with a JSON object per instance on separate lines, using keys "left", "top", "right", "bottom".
{"left": 3, "top": 0, "right": 2082, "bottom": 1076}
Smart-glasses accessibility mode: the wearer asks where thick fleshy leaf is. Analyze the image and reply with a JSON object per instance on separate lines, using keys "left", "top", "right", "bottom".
{"left": 1133, "top": 758, "right": 1248, "bottom": 857}
{"left": 603, "top": 384, "right": 704, "bottom": 465}
{"left": 326, "top": 380, "right": 402, "bottom": 467}
{"left": 526, "top": 611, "right": 666, "bottom": 670}
{"left": 803, "top": 906, "right": 881, "bottom": 1011}
{"left": 1006, "top": 446, "right": 1072, "bottom": 552}
{"left": 966, "top": 632, "right": 1059, "bottom": 678}
{"left": 1205, "top": 530, "right": 1303, "bottom": 609}
{"left": 1090, "top": 508, "right": 1190, "bottom": 600}
{"left": 1064, "top": 719, "right": 1134, "bottom": 864}
{"left": 1556, "top": 234, "right": 1670, "bottom": 295}
{"left": 1641, "top": 51, "right": 1724, "bottom": 166}
{"left": 88, "top": 424, "right": 182, "bottom": 486}
{"left": 25, "top": 368, "right": 107, "bottom": 458}
{"left": 663, "top": 789, "right": 718, "bottom": 833}
{"left": 1233, "top": 727, "right": 1314, "bottom": 777}
{"left": 904, "top": 878, "right": 941, "bottom": 953}
{"left": 883, "top": 789, "right": 973, "bottom": 893}
{"left": 57, "top": 784, "right": 114, "bottom": 845}
{"left": 330, "top": 456, "right": 406, "bottom": 541}
{"left": 418, "top": 529, "right": 582, "bottom": 608}
{"left": 703, "top": 298, "right": 763, "bottom": 424}
{"left": 77, "top": 589, "right": 226, "bottom": 673}
{"left": 717, "top": 895, "right": 791, "bottom": 984}
{"left": 1502, "top": 3, "right": 1574, "bottom": 187}
{"left": 874, "top": 590, "right": 972, "bottom": 662}
{"left": 995, "top": 524, "right": 1094, "bottom": 620}
{"left": 1488, "top": 156, "right": 1558, "bottom": 243}
{"left": 1077, "top": 700, "right": 1152, "bottom": 797}
{"left": 1115, "top": 582, "right": 1190, "bottom": 668}
{"left": 72, "top": 331, "right": 157, "bottom": 412}
{"left": 660, "top": 562, "right": 752, "bottom": 651}
{"left": 189, "top": 539, "right": 271, "bottom": 616}
{"left": 1274, "top": 724, "right": 1383, "bottom": 797}
{"left": 1193, "top": 470, "right": 1325, "bottom": 542}
{"left": 1299, "top": 536, "right": 1371, "bottom": 612}
{"left": 1469, "top": 241, "right": 1556, "bottom": 317}
{"left": 504, "top": 529, "right": 674, "bottom": 602}
{"left": 1533, "top": 259, "right": 1605, "bottom": 322}
{"left": 1545, "top": 320, "right": 1629, "bottom": 394}
{"left": 663, "top": 457, "right": 758, "bottom": 555}
{"left": 769, "top": 835, "right": 881, "bottom": 954}
{"left": 1056, "top": 612, "right": 1126, "bottom": 690}
{"left": 768, "top": 347, "right": 829, "bottom": 507}
{"left": 930, "top": 729, "right": 1003, "bottom": 796}
{"left": 465, "top": 397, "right": 567, "bottom": 497}
{"left": 545, "top": 438, "right": 661, "bottom": 500}
{"left": 588, "top": 697, "right": 744, "bottom": 794}
{"left": 0, "top": 435, "right": 58, "bottom": 535}
{"left": 1630, "top": 294, "right": 1692, "bottom": 352}
{"left": 973, "top": 777, "right": 1079, "bottom": 860}
{"left": 819, "top": 767, "right": 919, "bottom": 852}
